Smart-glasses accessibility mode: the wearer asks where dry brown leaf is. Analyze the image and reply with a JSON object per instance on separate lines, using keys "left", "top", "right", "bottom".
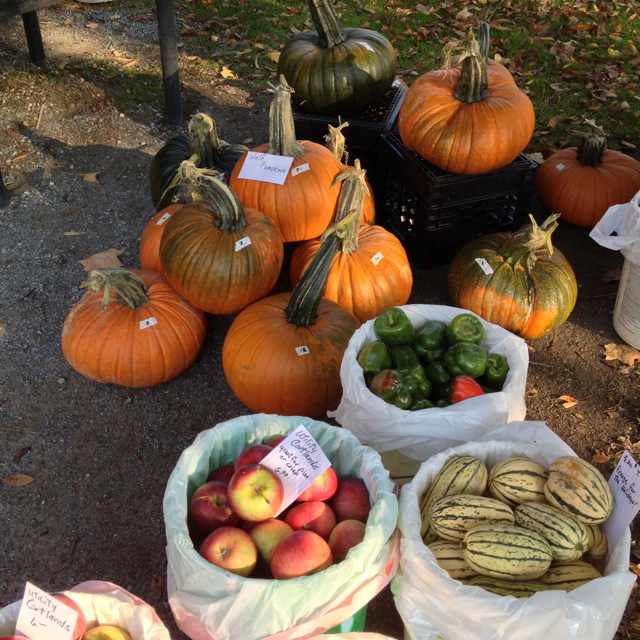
{"left": 150, "top": 575, "right": 165, "bottom": 601}
{"left": 86, "top": 22, "right": 99, "bottom": 29}
{"left": 2, "top": 473, "right": 35, "bottom": 487}
{"left": 13, "top": 446, "right": 31, "bottom": 463}
{"left": 592, "top": 451, "right": 611, "bottom": 463}
{"left": 12, "top": 153, "right": 28, "bottom": 162}
{"left": 63, "top": 231, "right": 85, "bottom": 236}
{"left": 603, "top": 268, "right": 622, "bottom": 283}
{"left": 604, "top": 343, "right": 640, "bottom": 367}
{"left": 83, "top": 172, "right": 101, "bottom": 183}
{"left": 79, "top": 248, "right": 125, "bottom": 271}
{"left": 267, "top": 51, "right": 280, "bottom": 63}
{"left": 97, "top": 492, "right": 111, "bottom": 505}
{"left": 63, "top": 204, "right": 86, "bottom": 215}
{"left": 221, "top": 66, "right": 236, "bottom": 79}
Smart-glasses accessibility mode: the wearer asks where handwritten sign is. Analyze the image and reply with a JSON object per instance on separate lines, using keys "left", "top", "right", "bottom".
{"left": 260, "top": 425, "right": 332, "bottom": 514}
{"left": 603, "top": 450, "right": 640, "bottom": 556}
{"left": 16, "top": 582, "right": 79, "bottom": 640}
{"left": 237, "top": 152, "right": 294, "bottom": 185}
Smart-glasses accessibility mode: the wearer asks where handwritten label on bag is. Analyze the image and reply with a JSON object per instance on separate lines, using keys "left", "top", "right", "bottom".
{"left": 16, "top": 582, "right": 79, "bottom": 640}
{"left": 603, "top": 450, "right": 640, "bottom": 556}
{"left": 475, "top": 257, "right": 494, "bottom": 275}
{"left": 139, "top": 317, "right": 158, "bottom": 330}
{"left": 260, "top": 425, "right": 332, "bottom": 514}
{"left": 236, "top": 236, "right": 251, "bottom": 252}
{"left": 237, "top": 152, "right": 294, "bottom": 185}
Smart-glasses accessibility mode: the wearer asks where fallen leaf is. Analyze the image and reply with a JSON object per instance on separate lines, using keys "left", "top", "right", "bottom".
{"left": 79, "top": 249, "right": 125, "bottom": 271}
{"left": 592, "top": 451, "right": 611, "bottom": 463}
{"left": 150, "top": 575, "right": 165, "bottom": 601}
{"left": 63, "top": 204, "right": 86, "bottom": 215}
{"left": 96, "top": 492, "right": 111, "bottom": 505}
{"left": 2, "top": 473, "right": 35, "bottom": 487}
{"left": 83, "top": 172, "right": 101, "bottom": 183}
{"left": 267, "top": 51, "right": 280, "bottom": 63}
{"left": 558, "top": 394, "right": 579, "bottom": 403}
{"left": 11, "top": 153, "right": 29, "bottom": 162}
{"left": 13, "top": 446, "right": 31, "bottom": 463}
{"left": 603, "top": 268, "right": 622, "bottom": 283}
{"left": 604, "top": 343, "right": 640, "bottom": 367}
{"left": 221, "top": 66, "right": 236, "bottom": 79}
{"left": 86, "top": 22, "right": 100, "bottom": 29}
{"left": 133, "top": 453, "right": 144, "bottom": 465}
{"left": 63, "top": 231, "right": 86, "bottom": 236}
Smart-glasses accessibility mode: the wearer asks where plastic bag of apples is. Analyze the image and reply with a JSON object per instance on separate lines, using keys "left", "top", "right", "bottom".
{"left": 0, "top": 580, "right": 170, "bottom": 639}
{"left": 163, "top": 413, "right": 400, "bottom": 640}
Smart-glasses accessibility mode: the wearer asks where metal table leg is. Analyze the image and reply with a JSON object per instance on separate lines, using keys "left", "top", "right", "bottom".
{"left": 22, "top": 10, "right": 46, "bottom": 66}
{"left": 155, "top": 0, "right": 183, "bottom": 125}
{"left": 0, "top": 170, "right": 10, "bottom": 208}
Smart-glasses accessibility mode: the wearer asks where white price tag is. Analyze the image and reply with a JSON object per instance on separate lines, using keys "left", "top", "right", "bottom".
{"left": 156, "top": 212, "right": 172, "bottom": 226}
{"left": 260, "top": 425, "right": 332, "bottom": 514}
{"left": 235, "top": 236, "right": 252, "bottom": 251}
{"left": 475, "top": 257, "right": 494, "bottom": 275}
{"left": 295, "top": 345, "right": 310, "bottom": 356}
{"left": 139, "top": 317, "right": 158, "bottom": 330}
{"left": 16, "top": 582, "right": 79, "bottom": 640}
{"left": 292, "top": 163, "right": 310, "bottom": 176}
{"left": 371, "top": 251, "right": 384, "bottom": 265}
{"left": 603, "top": 450, "right": 640, "bottom": 557}
{"left": 555, "top": 162, "right": 565, "bottom": 171}
{"left": 237, "top": 152, "right": 294, "bottom": 185}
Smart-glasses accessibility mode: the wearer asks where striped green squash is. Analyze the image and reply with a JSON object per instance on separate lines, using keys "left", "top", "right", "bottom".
{"left": 514, "top": 502, "right": 589, "bottom": 562}
{"left": 469, "top": 575, "right": 549, "bottom": 598}
{"left": 538, "top": 560, "right": 602, "bottom": 591}
{"left": 585, "top": 523, "right": 608, "bottom": 560}
{"left": 462, "top": 524, "right": 553, "bottom": 581}
{"left": 544, "top": 456, "right": 614, "bottom": 524}
{"left": 429, "top": 539, "right": 479, "bottom": 581}
{"left": 430, "top": 495, "right": 515, "bottom": 541}
{"left": 419, "top": 455, "right": 489, "bottom": 544}
{"left": 488, "top": 457, "right": 549, "bottom": 506}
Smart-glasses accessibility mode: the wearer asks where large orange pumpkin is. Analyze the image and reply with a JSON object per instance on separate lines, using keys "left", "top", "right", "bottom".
{"left": 159, "top": 165, "right": 284, "bottom": 316}
{"left": 222, "top": 216, "right": 360, "bottom": 418}
{"left": 290, "top": 161, "right": 412, "bottom": 323}
{"left": 536, "top": 124, "right": 640, "bottom": 229}
{"left": 62, "top": 269, "right": 207, "bottom": 387}
{"left": 229, "top": 76, "right": 343, "bottom": 242}
{"left": 398, "top": 34, "right": 535, "bottom": 175}
{"left": 447, "top": 215, "right": 578, "bottom": 340}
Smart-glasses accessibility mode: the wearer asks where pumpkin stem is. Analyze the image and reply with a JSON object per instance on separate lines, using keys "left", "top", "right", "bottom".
{"left": 454, "top": 36, "right": 490, "bottom": 103}
{"left": 307, "top": 0, "right": 347, "bottom": 49}
{"left": 188, "top": 113, "right": 233, "bottom": 168}
{"left": 324, "top": 121, "right": 350, "bottom": 164}
{"left": 331, "top": 159, "right": 369, "bottom": 253}
{"left": 478, "top": 20, "right": 491, "bottom": 59}
{"left": 81, "top": 268, "right": 149, "bottom": 311}
{"left": 268, "top": 76, "right": 305, "bottom": 157}
{"left": 519, "top": 213, "right": 560, "bottom": 257}
{"left": 177, "top": 160, "right": 248, "bottom": 232}
{"left": 574, "top": 121, "right": 607, "bottom": 167}
{"left": 285, "top": 211, "right": 357, "bottom": 327}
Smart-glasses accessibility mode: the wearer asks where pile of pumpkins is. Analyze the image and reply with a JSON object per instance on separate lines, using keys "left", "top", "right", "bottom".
{"left": 61, "top": 0, "right": 640, "bottom": 416}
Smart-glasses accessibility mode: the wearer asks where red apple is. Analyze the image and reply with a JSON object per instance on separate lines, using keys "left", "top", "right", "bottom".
{"left": 234, "top": 444, "right": 273, "bottom": 470}
{"left": 285, "top": 501, "right": 337, "bottom": 540}
{"left": 263, "top": 433, "right": 287, "bottom": 447}
{"left": 199, "top": 525, "right": 258, "bottom": 577}
{"left": 270, "top": 530, "right": 333, "bottom": 579}
{"left": 227, "top": 463, "right": 284, "bottom": 522}
{"left": 250, "top": 518, "right": 294, "bottom": 566}
{"left": 206, "top": 464, "right": 236, "bottom": 486}
{"left": 329, "top": 477, "right": 371, "bottom": 523}
{"left": 328, "top": 519, "right": 366, "bottom": 563}
{"left": 188, "top": 480, "right": 239, "bottom": 535}
{"left": 52, "top": 593, "right": 87, "bottom": 640}
{"left": 296, "top": 466, "right": 338, "bottom": 502}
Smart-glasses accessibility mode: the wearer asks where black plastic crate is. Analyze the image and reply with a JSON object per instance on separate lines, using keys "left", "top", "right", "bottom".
{"left": 292, "top": 78, "right": 408, "bottom": 176}
{"left": 375, "top": 132, "right": 538, "bottom": 269}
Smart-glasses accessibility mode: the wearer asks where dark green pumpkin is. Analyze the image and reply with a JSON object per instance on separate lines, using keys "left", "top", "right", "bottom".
{"left": 277, "top": 0, "right": 398, "bottom": 115}
{"left": 149, "top": 113, "right": 248, "bottom": 211}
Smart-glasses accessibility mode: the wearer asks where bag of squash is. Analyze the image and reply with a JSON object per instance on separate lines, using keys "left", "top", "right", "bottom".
{"left": 163, "top": 414, "right": 399, "bottom": 640}
{"left": 393, "top": 423, "right": 636, "bottom": 640}
{"left": 329, "top": 304, "right": 529, "bottom": 461}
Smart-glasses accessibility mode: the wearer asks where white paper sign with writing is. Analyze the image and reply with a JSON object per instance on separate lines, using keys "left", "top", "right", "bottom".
{"left": 260, "top": 425, "right": 332, "bottom": 515}
{"left": 16, "top": 582, "right": 79, "bottom": 640}
{"left": 603, "top": 450, "right": 640, "bottom": 557}
{"left": 237, "top": 152, "right": 294, "bottom": 185}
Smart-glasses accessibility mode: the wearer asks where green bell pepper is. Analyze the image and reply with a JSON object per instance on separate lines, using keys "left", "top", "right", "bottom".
{"left": 390, "top": 344, "right": 422, "bottom": 370}
{"left": 480, "top": 352, "right": 510, "bottom": 390}
{"left": 410, "top": 398, "right": 435, "bottom": 411}
{"left": 443, "top": 342, "right": 488, "bottom": 379}
{"left": 373, "top": 307, "right": 415, "bottom": 346}
{"left": 446, "top": 313, "right": 485, "bottom": 345}
{"left": 425, "top": 361, "right": 451, "bottom": 386}
{"left": 357, "top": 340, "right": 392, "bottom": 384}
{"left": 413, "top": 319, "right": 448, "bottom": 356}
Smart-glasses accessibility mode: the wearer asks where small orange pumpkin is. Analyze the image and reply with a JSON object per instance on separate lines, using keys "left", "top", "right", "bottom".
{"left": 139, "top": 203, "right": 182, "bottom": 272}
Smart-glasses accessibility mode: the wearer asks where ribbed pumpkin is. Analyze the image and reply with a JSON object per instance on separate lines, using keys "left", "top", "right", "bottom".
{"left": 139, "top": 203, "right": 182, "bottom": 272}
{"left": 447, "top": 214, "right": 578, "bottom": 340}
{"left": 324, "top": 122, "right": 375, "bottom": 224}
{"left": 290, "top": 160, "right": 412, "bottom": 323}
{"left": 222, "top": 215, "right": 360, "bottom": 418}
{"left": 159, "top": 163, "right": 284, "bottom": 315}
{"left": 276, "top": 0, "right": 397, "bottom": 115}
{"left": 536, "top": 122, "right": 640, "bottom": 229}
{"left": 61, "top": 268, "right": 207, "bottom": 387}
{"left": 398, "top": 33, "right": 535, "bottom": 175}
{"left": 149, "top": 113, "right": 248, "bottom": 211}
{"left": 229, "top": 76, "right": 344, "bottom": 242}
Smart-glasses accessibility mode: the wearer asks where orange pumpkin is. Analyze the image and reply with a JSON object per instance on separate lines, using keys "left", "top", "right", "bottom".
{"left": 62, "top": 269, "right": 207, "bottom": 387}
{"left": 139, "top": 203, "right": 182, "bottom": 272}
{"left": 229, "top": 76, "right": 343, "bottom": 242}
{"left": 290, "top": 161, "right": 412, "bottom": 323}
{"left": 222, "top": 216, "right": 360, "bottom": 418}
{"left": 398, "top": 34, "right": 535, "bottom": 175}
{"left": 536, "top": 124, "right": 640, "bottom": 229}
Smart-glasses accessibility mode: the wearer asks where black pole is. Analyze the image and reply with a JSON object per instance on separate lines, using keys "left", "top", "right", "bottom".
{"left": 0, "top": 170, "right": 10, "bottom": 208}
{"left": 155, "top": 0, "right": 183, "bottom": 125}
{"left": 22, "top": 10, "right": 46, "bottom": 66}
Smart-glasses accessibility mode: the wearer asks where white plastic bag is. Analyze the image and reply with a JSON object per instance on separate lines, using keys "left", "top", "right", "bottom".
{"left": 163, "top": 414, "right": 400, "bottom": 640}
{"left": 329, "top": 305, "right": 529, "bottom": 460}
{"left": 590, "top": 189, "right": 640, "bottom": 261}
{"left": 392, "top": 423, "right": 637, "bottom": 640}
{"left": 0, "top": 581, "right": 171, "bottom": 639}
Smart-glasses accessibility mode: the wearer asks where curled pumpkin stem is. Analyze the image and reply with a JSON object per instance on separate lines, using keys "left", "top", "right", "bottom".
{"left": 188, "top": 113, "right": 225, "bottom": 168}
{"left": 330, "top": 159, "right": 369, "bottom": 253}
{"left": 82, "top": 268, "right": 149, "bottom": 310}
{"left": 324, "top": 120, "right": 350, "bottom": 164}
